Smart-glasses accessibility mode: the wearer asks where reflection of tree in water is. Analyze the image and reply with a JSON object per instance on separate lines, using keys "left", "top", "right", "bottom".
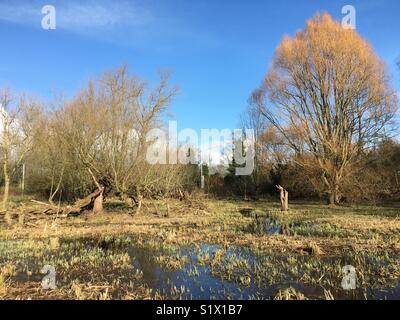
{"left": 129, "top": 246, "right": 160, "bottom": 287}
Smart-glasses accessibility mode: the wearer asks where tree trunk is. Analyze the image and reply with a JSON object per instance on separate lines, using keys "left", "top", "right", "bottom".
{"left": 86, "top": 168, "right": 105, "bottom": 215}
{"left": 120, "top": 192, "right": 135, "bottom": 209}
{"left": 334, "top": 186, "right": 341, "bottom": 204}
{"left": 284, "top": 190, "right": 289, "bottom": 211}
{"left": 49, "top": 168, "right": 64, "bottom": 205}
{"left": 135, "top": 196, "right": 142, "bottom": 215}
{"left": 2, "top": 162, "right": 9, "bottom": 209}
{"left": 134, "top": 187, "right": 143, "bottom": 215}
{"left": 328, "top": 192, "right": 335, "bottom": 206}
{"left": 327, "top": 186, "right": 340, "bottom": 206}
{"left": 93, "top": 193, "right": 103, "bottom": 215}
{"left": 277, "top": 185, "right": 289, "bottom": 212}
{"left": 3, "top": 158, "right": 11, "bottom": 224}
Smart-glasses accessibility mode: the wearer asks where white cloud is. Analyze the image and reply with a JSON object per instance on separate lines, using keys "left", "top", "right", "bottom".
{"left": 0, "top": 1, "right": 221, "bottom": 52}
{"left": 0, "top": 0, "right": 153, "bottom": 31}
{"left": 0, "top": 2, "right": 38, "bottom": 25}
{"left": 59, "top": 1, "right": 152, "bottom": 30}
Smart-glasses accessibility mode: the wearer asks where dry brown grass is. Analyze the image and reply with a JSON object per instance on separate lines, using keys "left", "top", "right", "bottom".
{"left": 1, "top": 198, "right": 399, "bottom": 256}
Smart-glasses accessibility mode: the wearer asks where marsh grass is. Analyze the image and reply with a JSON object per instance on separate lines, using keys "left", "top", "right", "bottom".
{"left": 0, "top": 198, "right": 399, "bottom": 299}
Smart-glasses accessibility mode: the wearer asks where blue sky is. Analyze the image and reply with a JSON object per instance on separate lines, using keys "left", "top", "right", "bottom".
{"left": 0, "top": 0, "right": 399, "bottom": 133}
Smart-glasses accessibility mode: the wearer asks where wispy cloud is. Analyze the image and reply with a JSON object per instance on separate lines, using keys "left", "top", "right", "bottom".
{"left": 59, "top": 1, "right": 152, "bottom": 30}
{"left": 0, "top": 0, "right": 221, "bottom": 51}
{"left": 0, "top": 0, "right": 153, "bottom": 31}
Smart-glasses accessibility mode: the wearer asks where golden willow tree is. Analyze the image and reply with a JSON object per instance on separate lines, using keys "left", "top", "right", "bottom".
{"left": 253, "top": 13, "right": 398, "bottom": 205}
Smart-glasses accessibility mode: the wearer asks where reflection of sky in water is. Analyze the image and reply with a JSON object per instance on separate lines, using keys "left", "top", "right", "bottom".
{"left": 129, "top": 244, "right": 272, "bottom": 299}
{"left": 3, "top": 237, "right": 400, "bottom": 300}
{"left": 128, "top": 243, "right": 400, "bottom": 300}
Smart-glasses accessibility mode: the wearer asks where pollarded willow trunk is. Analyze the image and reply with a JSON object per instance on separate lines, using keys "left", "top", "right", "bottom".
{"left": 327, "top": 185, "right": 341, "bottom": 206}
{"left": 86, "top": 168, "right": 105, "bottom": 215}
{"left": 120, "top": 192, "right": 135, "bottom": 210}
{"left": 328, "top": 192, "right": 335, "bottom": 206}
{"left": 322, "top": 171, "right": 341, "bottom": 206}
{"left": 334, "top": 185, "right": 341, "bottom": 204}
{"left": 277, "top": 185, "right": 289, "bottom": 212}
{"left": 93, "top": 192, "right": 104, "bottom": 215}
{"left": 118, "top": 189, "right": 142, "bottom": 215}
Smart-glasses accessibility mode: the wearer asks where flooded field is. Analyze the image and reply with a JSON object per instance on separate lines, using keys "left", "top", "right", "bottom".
{"left": 1, "top": 232, "right": 399, "bottom": 300}
{"left": 1, "top": 199, "right": 400, "bottom": 300}
{"left": 127, "top": 239, "right": 400, "bottom": 300}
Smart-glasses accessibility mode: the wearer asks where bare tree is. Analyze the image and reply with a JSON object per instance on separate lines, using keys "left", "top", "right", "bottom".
{"left": 55, "top": 66, "right": 177, "bottom": 214}
{"left": 0, "top": 89, "right": 40, "bottom": 221}
{"left": 253, "top": 13, "right": 398, "bottom": 205}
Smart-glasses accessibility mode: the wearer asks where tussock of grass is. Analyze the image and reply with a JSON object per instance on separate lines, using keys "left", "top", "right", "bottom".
{"left": 274, "top": 287, "right": 307, "bottom": 300}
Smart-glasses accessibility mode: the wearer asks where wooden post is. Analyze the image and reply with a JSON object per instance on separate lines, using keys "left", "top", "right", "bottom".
{"left": 21, "top": 163, "right": 25, "bottom": 196}
{"left": 277, "top": 185, "right": 289, "bottom": 212}
{"left": 200, "top": 162, "right": 205, "bottom": 189}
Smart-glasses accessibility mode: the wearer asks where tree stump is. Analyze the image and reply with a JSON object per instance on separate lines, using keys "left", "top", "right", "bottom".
{"left": 277, "top": 185, "right": 289, "bottom": 212}
{"left": 93, "top": 193, "right": 104, "bottom": 215}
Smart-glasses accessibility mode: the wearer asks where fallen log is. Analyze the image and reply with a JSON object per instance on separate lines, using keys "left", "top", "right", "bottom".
{"left": 31, "top": 200, "right": 52, "bottom": 206}
{"left": 73, "top": 189, "right": 102, "bottom": 210}
{"left": 28, "top": 188, "right": 103, "bottom": 217}
{"left": 64, "top": 188, "right": 103, "bottom": 216}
